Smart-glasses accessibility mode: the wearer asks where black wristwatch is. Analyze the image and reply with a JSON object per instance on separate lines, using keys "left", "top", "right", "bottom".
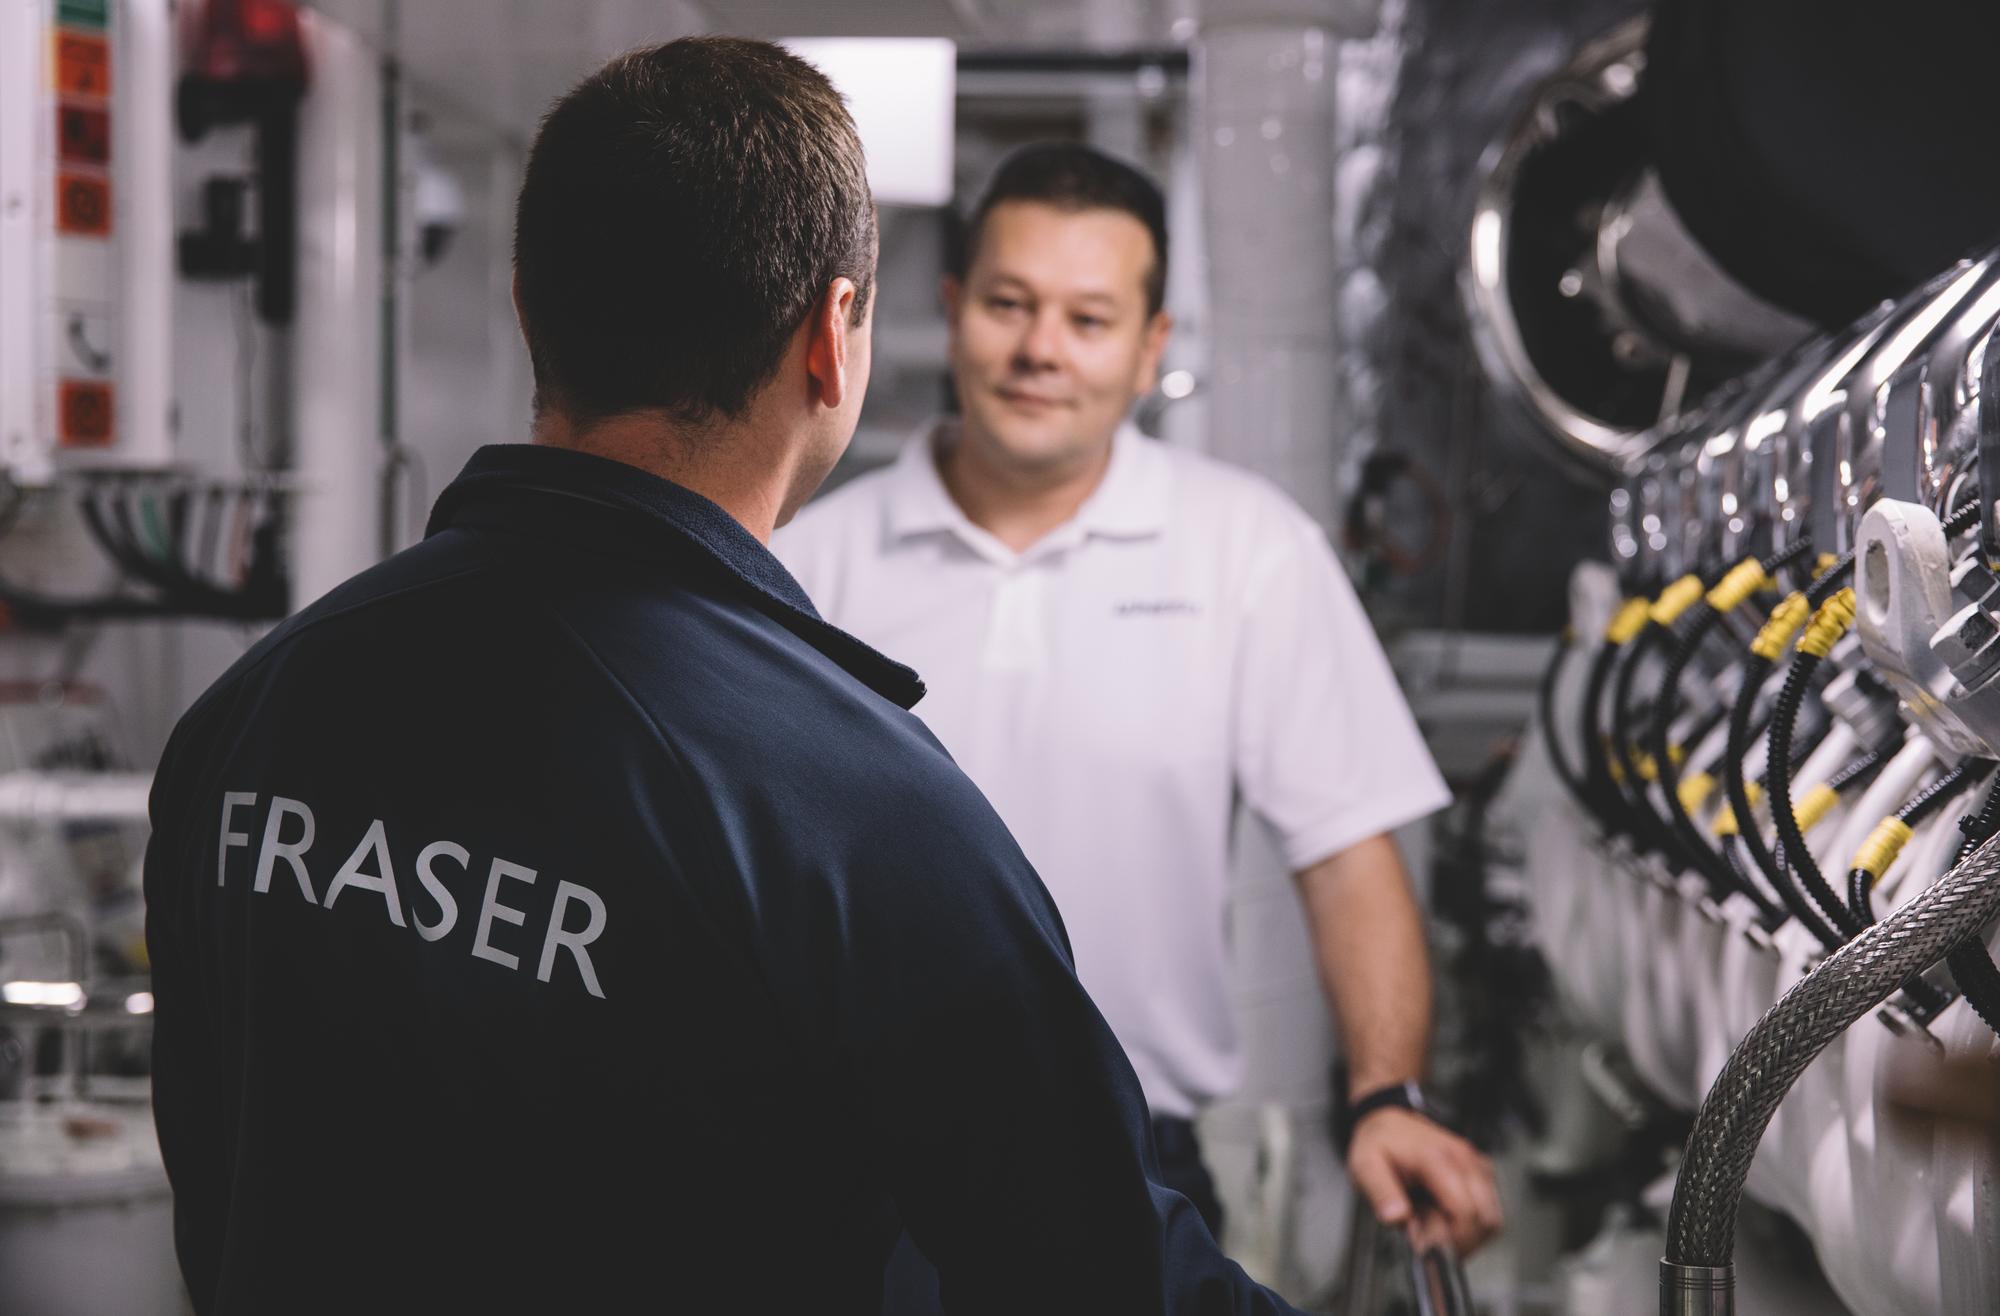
{"left": 1340, "top": 1080, "right": 1436, "bottom": 1150}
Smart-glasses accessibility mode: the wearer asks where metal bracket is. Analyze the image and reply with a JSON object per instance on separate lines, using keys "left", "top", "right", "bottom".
{"left": 1855, "top": 499, "right": 2000, "bottom": 754}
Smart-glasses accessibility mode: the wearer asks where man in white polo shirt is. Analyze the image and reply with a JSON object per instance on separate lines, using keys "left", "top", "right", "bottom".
{"left": 776, "top": 144, "right": 1500, "bottom": 1290}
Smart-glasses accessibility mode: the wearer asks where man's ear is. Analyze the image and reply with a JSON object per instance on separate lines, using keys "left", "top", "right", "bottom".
{"left": 805, "top": 278, "right": 861, "bottom": 411}
{"left": 1135, "top": 309, "right": 1174, "bottom": 394}
{"left": 940, "top": 274, "right": 964, "bottom": 321}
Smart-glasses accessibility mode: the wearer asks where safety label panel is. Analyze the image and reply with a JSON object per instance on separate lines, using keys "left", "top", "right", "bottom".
{"left": 55, "top": 30, "right": 111, "bottom": 99}
{"left": 57, "top": 100, "right": 110, "bottom": 165}
{"left": 59, "top": 378, "right": 115, "bottom": 447}
{"left": 57, "top": 0, "right": 110, "bottom": 29}
{"left": 57, "top": 172, "right": 110, "bottom": 236}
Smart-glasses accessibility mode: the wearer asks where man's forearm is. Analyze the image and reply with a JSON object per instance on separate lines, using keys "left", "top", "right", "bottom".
{"left": 1294, "top": 833, "right": 1432, "bottom": 1098}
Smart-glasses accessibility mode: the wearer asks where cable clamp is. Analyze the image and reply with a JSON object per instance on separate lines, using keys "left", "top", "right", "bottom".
{"left": 1706, "top": 557, "right": 1769, "bottom": 614}
{"left": 1604, "top": 597, "right": 1650, "bottom": 645}
{"left": 1793, "top": 783, "right": 1841, "bottom": 834}
{"left": 1750, "top": 592, "right": 1811, "bottom": 659}
{"left": 1850, "top": 816, "right": 1916, "bottom": 879}
{"left": 1798, "top": 587, "right": 1858, "bottom": 659}
{"left": 1648, "top": 574, "right": 1706, "bottom": 627}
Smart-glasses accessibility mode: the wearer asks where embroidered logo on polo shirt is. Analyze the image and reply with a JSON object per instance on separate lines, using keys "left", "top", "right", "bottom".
{"left": 1114, "top": 599, "right": 1201, "bottom": 617}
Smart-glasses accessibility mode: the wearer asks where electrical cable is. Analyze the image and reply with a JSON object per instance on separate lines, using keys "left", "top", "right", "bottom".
{"left": 1847, "top": 760, "right": 1985, "bottom": 928}
{"left": 1766, "top": 590, "right": 1869, "bottom": 945}
{"left": 1652, "top": 547, "right": 1813, "bottom": 902}
{"left": 1537, "top": 628, "right": 1593, "bottom": 811}
{"left": 1720, "top": 582, "right": 1846, "bottom": 941}
{"left": 1581, "top": 598, "right": 1651, "bottom": 832}
{"left": 1765, "top": 497, "right": 1981, "bottom": 948}
{"left": 1609, "top": 574, "right": 1708, "bottom": 855}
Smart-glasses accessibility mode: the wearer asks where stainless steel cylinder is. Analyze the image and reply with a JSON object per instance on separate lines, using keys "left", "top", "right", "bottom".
{"left": 1659, "top": 1261, "right": 1734, "bottom": 1316}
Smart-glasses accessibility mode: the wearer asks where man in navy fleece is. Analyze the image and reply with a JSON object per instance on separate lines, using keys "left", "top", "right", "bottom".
{"left": 144, "top": 36, "right": 1302, "bottom": 1316}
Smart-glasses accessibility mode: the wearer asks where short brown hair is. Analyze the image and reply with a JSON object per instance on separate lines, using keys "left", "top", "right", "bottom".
{"left": 514, "top": 37, "right": 876, "bottom": 424}
{"left": 959, "top": 143, "right": 1168, "bottom": 316}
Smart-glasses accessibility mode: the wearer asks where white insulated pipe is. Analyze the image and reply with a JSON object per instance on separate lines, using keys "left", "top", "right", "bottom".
{"left": 290, "top": 11, "right": 386, "bottom": 606}
{"left": 1195, "top": 0, "right": 1376, "bottom": 531}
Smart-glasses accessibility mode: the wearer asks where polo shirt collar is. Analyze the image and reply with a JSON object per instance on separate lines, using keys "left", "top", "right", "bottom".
{"left": 884, "top": 419, "right": 1170, "bottom": 552}
{"left": 428, "top": 443, "right": 925, "bottom": 709}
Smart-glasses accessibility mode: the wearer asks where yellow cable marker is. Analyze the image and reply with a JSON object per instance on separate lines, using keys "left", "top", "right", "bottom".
{"left": 1714, "top": 780, "right": 1766, "bottom": 838}
{"left": 1793, "top": 783, "right": 1841, "bottom": 833}
{"left": 1678, "top": 771, "right": 1716, "bottom": 815}
{"left": 1798, "top": 587, "right": 1858, "bottom": 659}
{"left": 1706, "top": 557, "right": 1770, "bottom": 614}
{"left": 1750, "top": 592, "right": 1811, "bottom": 660}
{"left": 1635, "top": 753, "right": 1660, "bottom": 782}
{"left": 1649, "top": 574, "right": 1707, "bottom": 627}
{"left": 1850, "top": 816, "right": 1915, "bottom": 880}
{"left": 1816, "top": 552, "right": 1838, "bottom": 578}
{"left": 1605, "top": 598, "right": 1650, "bottom": 645}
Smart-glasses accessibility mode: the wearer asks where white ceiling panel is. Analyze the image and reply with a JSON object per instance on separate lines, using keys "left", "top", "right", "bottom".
{"left": 302, "top": 0, "right": 1173, "bottom": 140}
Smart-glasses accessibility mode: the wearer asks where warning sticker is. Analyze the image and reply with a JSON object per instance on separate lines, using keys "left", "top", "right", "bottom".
{"left": 57, "top": 173, "right": 111, "bottom": 237}
{"left": 57, "top": 101, "right": 111, "bottom": 166}
{"left": 55, "top": 30, "right": 111, "bottom": 99}
{"left": 59, "top": 379, "right": 116, "bottom": 447}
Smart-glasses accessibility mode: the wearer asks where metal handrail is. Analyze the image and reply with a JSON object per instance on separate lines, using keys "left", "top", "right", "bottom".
{"left": 1338, "top": 1201, "right": 1476, "bottom": 1316}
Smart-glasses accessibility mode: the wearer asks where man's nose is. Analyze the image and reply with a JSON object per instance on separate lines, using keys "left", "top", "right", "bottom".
{"left": 1012, "top": 308, "right": 1064, "bottom": 372}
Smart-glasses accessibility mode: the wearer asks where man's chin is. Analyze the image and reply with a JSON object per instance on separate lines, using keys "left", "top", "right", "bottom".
{"left": 969, "top": 418, "right": 1081, "bottom": 471}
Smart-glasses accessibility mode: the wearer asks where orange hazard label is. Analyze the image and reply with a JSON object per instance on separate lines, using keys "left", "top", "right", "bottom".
{"left": 57, "top": 101, "right": 111, "bottom": 165}
{"left": 60, "top": 379, "right": 115, "bottom": 447}
{"left": 55, "top": 31, "right": 112, "bottom": 99}
{"left": 57, "top": 172, "right": 111, "bottom": 236}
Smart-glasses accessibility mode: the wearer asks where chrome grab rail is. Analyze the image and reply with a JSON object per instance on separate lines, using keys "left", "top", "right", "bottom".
{"left": 1338, "top": 1201, "right": 1475, "bottom": 1316}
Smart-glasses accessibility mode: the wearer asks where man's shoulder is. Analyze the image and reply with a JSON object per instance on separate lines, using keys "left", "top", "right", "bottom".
{"left": 1153, "top": 440, "right": 1323, "bottom": 545}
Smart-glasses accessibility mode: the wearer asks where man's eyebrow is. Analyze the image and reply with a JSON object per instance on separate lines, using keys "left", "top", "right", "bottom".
{"left": 978, "top": 271, "right": 1129, "bottom": 308}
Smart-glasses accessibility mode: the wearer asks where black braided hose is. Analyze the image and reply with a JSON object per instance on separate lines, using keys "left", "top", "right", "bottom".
{"left": 1580, "top": 638, "right": 1633, "bottom": 831}
{"left": 1649, "top": 606, "right": 1736, "bottom": 895}
{"left": 1766, "top": 649, "right": 1868, "bottom": 945}
{"left": 1846, "top": 760, "right": 1984, "bottom": 926}
{"left": 1609, "top": 624, "right": 1673, "bottom": 853}
{"left": 1536, "top": 631, "right": 1592, "bottom": 812}
{"left": 1721, "top": 552, "right": 1855, "bottom": 930}
{"left": 1650, "top": 546, "right": 1818, "bottom": 902}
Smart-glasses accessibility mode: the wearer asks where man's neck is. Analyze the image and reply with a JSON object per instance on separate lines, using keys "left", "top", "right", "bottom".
{"left": 532, "top": 409, "right": 789, "bottom": 544}
{"left": 939, "top": 424, "right": 1117, "bottom": 554}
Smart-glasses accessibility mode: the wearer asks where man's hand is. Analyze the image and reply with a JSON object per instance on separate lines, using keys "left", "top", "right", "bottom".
{"left": 1345, "top": 1107, "right": 1502, "bottom": 1257}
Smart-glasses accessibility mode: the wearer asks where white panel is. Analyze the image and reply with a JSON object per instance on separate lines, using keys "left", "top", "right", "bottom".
{"left": 0, "top": 0, "right": 50, "bottom": 484}
{"left": 785, "top": 38, "right": 956, "bottom": 207}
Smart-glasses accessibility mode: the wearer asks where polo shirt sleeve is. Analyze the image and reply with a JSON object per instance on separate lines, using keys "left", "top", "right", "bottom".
{"left": 1231, "top": 506, "right": 1451, "bottom": 872}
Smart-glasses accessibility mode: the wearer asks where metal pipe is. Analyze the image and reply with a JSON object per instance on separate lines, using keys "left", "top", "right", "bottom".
{"left": 1660, "top": 827, "right": 2000, "bottom": 1302}
{"left": 1659, "top": 1261, "right": 1734, "bottom": 1316}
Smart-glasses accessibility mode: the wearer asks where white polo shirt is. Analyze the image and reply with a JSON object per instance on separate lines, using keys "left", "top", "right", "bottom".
{"left": 775, "top": 422, "right": 1450, "bottom": 1117}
